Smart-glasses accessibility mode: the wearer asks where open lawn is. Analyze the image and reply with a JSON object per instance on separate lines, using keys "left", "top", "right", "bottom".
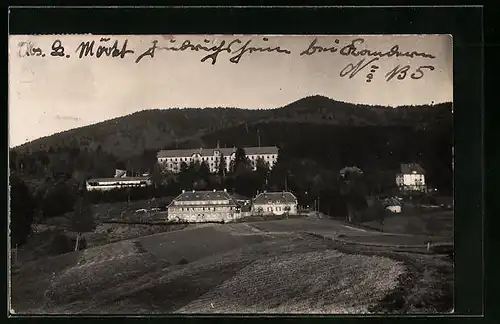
{"left": 361, "top": 209, "right": 453, "bottom": 238}
{"left": 10, "top": 219, "right": 453, "bottom": 315}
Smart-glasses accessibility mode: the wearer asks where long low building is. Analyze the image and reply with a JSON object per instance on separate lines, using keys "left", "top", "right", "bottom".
{"left": 85, "top": 176, "right": 152, "bottom": 191}
{"left": 167, "top": 189, "right": 242, "bottom": 223}
{"left": 157, "top": 146, "right": 279, "bottom": 173}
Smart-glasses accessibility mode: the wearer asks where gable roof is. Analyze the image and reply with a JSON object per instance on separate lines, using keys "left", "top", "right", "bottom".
{"left": 400, "top": 163, "right": 426, "bottom": 174}
{"left": 253, "top": 192, "right": 297, "bottom": 205}
{"left": 173, "top": 190, "right": 235, "bottom": 203}
{"left": 232, "top": 193, "right": 251, "bottom": 201}
{"left": 157, "top": 146, "right": 278, "bottom": 158}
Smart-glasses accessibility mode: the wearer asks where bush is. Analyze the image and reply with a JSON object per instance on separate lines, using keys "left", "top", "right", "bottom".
{"left": 49, "top": 233, "right": 87, "bottom": 255}
{"left": 49, "top": 233, "right": 74, "bottom": 255}
{"left": 178, "top": 257, "right": 189, "bottom": 265}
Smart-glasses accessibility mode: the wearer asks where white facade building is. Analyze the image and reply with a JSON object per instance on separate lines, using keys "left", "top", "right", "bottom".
{"left": 156, "top": 146, "right": 279, "bottom": 173}
{"left": 85, "top": 176, "right": 152, "bottom": 191}
{"left": 167, "top": 189, "right": 241, "bottom": 223}
{"left": 252, "top": 192, "right": 298, "bottom": 216}
{"left": 396, "top": 163, "right": 427, "bottom": 193}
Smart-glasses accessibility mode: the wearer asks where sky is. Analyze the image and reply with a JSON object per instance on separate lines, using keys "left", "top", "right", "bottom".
{"left": 9, "top": 34, "right": 453, "bottom": 147}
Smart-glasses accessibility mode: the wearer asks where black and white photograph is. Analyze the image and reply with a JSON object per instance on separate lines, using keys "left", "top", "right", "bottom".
{"left": 9, "top": 34, "right": 454, "bottom": 315}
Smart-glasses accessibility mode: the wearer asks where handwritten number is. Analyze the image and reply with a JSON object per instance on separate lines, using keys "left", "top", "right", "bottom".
{"left": 385, "top": 65, "right": 410, "bottom": 82}
{"left": 50, "top": 40, "right": 65, "bottom": 57}
{"left": 411, "top": 65, "right": 435, "bottom": 79}
{"left": 397, "top": 66, "right": 409, "bottom": 80}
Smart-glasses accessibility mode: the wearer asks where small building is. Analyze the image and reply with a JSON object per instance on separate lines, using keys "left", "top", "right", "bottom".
{"left": 114, "top": 169, "right": 127, "bottom": 178}
{"left": 85, "top": 176, "right": 152, "bottom": 191}
{"left": 252, "top": 191, "right": 298, "bottom": 216}
{"left": 167, "top": 189, "right": 240, "bottom": 223}
{"left": 396, "top": 163, "right": 427, "bottom": 193}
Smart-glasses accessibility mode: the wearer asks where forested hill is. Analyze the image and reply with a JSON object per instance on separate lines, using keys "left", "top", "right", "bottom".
{"left": 14, "top": 95, "right": 452, "bottom": 159}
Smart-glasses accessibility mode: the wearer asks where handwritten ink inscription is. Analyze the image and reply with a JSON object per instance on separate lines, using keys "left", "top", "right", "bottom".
{"left": 16, "top": 36, "right": 438, "bottom": 83}
{"left": 339, "top": 58, "right": 435, "bottom": 83}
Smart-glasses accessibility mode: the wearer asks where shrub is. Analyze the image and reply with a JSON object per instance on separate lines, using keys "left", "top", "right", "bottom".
{"left": 178, "top": 257, "right": 189, "bottom": 265}
{"left": 49, "top": 233, "right": 74, "bottom": 255}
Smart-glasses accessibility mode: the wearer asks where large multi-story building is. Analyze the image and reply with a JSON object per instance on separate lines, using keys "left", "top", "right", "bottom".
{"left": 157, "top": 146, "right": 279, "bottom": 173}
{"left": 167, "top": 189, "right": 241, "bottom": 223}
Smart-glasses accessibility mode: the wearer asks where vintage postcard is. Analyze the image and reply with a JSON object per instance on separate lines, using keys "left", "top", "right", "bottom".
{"left": 9, "top": 34, "right": 453, "bottom": 315}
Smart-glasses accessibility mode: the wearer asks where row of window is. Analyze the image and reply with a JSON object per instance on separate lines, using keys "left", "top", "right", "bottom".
{"left": 175, "top": 206, "right": 235, "bottom": 212}
{"left": 175, "top": 200, "right": 229, "bottom": 205}
{"left": 87, "top": 181, "right": 149, "bottom": 187}
{"left": 160, "top": 154, "right": 277, "bottom": 163}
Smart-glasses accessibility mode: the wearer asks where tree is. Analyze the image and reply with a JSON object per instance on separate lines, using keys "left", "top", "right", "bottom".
{"left": 217, "top": 153, "right": 226, "bottom": 177}
{"left": 9, "top": 149, "right": 18, "bottom": 171}
{"left": 71, "top": 197, "right": 96, "bottom": 251}
{"left": 9, "top": 173, "right": 36, "bottom": 247}
{"left": 199, "top": 161, "right": 211, "bottom": 180}
{"left": 339, "top": 166, "right": 368, "bottom": 223}
{"left": 150, "top": 162, "right": 164, "bottom": 189}
{"left": 41, "top": 180, "right": 77, "bottom": 218}
{"left": 231, "top": 147, "right": 249, "bottom": 174}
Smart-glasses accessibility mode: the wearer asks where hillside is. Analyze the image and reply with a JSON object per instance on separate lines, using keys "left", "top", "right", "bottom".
{"left": 14, "top": 95, "right": 452, "bottom": 160}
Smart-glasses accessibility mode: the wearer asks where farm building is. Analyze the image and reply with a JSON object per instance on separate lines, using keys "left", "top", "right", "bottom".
{"left": 252, "top": 191, "right": 298, "bottom": 216}
{"left": 396, "top": 163, "right": 427, "bottom": 193}
{"left": 167, "top": 189, "right": 241, "bottom": 223}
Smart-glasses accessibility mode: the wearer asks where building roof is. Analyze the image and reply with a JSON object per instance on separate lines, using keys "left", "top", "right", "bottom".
{"left": 172, "top": 190, "right": 235, "bottom": 202}
{"left": 114, "top": 169, "right": 127, "bottom": 178}
{"left": 157, "top": 146, "right": 278, "bottom": 158}
{"left": 400, "top": 163, "right": 426, "bottom": 174}
{"left": 87, "top": 176, "right": 151, "bottom": 183}
{"left": 232, "top": 193, "right": 251, "bottom": 201}
{"left": 253, "top": 192, "right": 297, "bottom": 204}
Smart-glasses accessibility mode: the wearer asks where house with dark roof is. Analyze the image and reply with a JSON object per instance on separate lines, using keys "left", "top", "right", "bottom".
{"left": 167, "top": 189, "right": 240, "bottom": 223}
{"left": 157, "top": 146, "right": 279, "bottom": 174}
{"left": 396, "top": 163, "right": 427, "bottom": 193}
{"left": 252, "top": 191, "right": 298, "bottom": 216}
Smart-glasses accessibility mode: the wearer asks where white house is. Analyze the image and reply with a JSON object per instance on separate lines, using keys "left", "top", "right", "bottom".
{"left": 252, "top": 191, "right": 298, "bottom": 216}
{"left": 396, "top": 163, "right": 427, "bottom": 193}
{"left": 85, "top": 176, "right": 152, "bottom": 191}
{"left": 167, "top": 189, "right": 241, "bottom": 223}
{"left": 156, "top": 146, "right": 279, "bottom": 174}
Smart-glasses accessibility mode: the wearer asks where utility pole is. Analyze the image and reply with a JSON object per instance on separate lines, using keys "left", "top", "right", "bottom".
{"left": 257, "top": 129, "right": 261, "bottom": 147}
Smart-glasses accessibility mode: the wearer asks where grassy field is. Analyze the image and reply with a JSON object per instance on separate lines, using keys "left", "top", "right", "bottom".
{"left": 361, "top": 208, "right": 453, "bottom": 238}
{"left": 10, "top": 220, "right": 453, "bottom": 315}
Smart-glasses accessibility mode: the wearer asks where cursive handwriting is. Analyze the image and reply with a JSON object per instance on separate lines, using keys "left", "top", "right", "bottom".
{"left": 301, "top": 38, "right": 436, "bottom": 59}
{"left": 135, "top": 37, "right": 291, "bottom": 64}
{"left": 76, "top": 38, "right": 134, "bottom": 59}
{"left": 339, "top": 58, "right": 435, "bottom": 83}
{"left": 18, "top": 41, "right": 44, "bottom": 57}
